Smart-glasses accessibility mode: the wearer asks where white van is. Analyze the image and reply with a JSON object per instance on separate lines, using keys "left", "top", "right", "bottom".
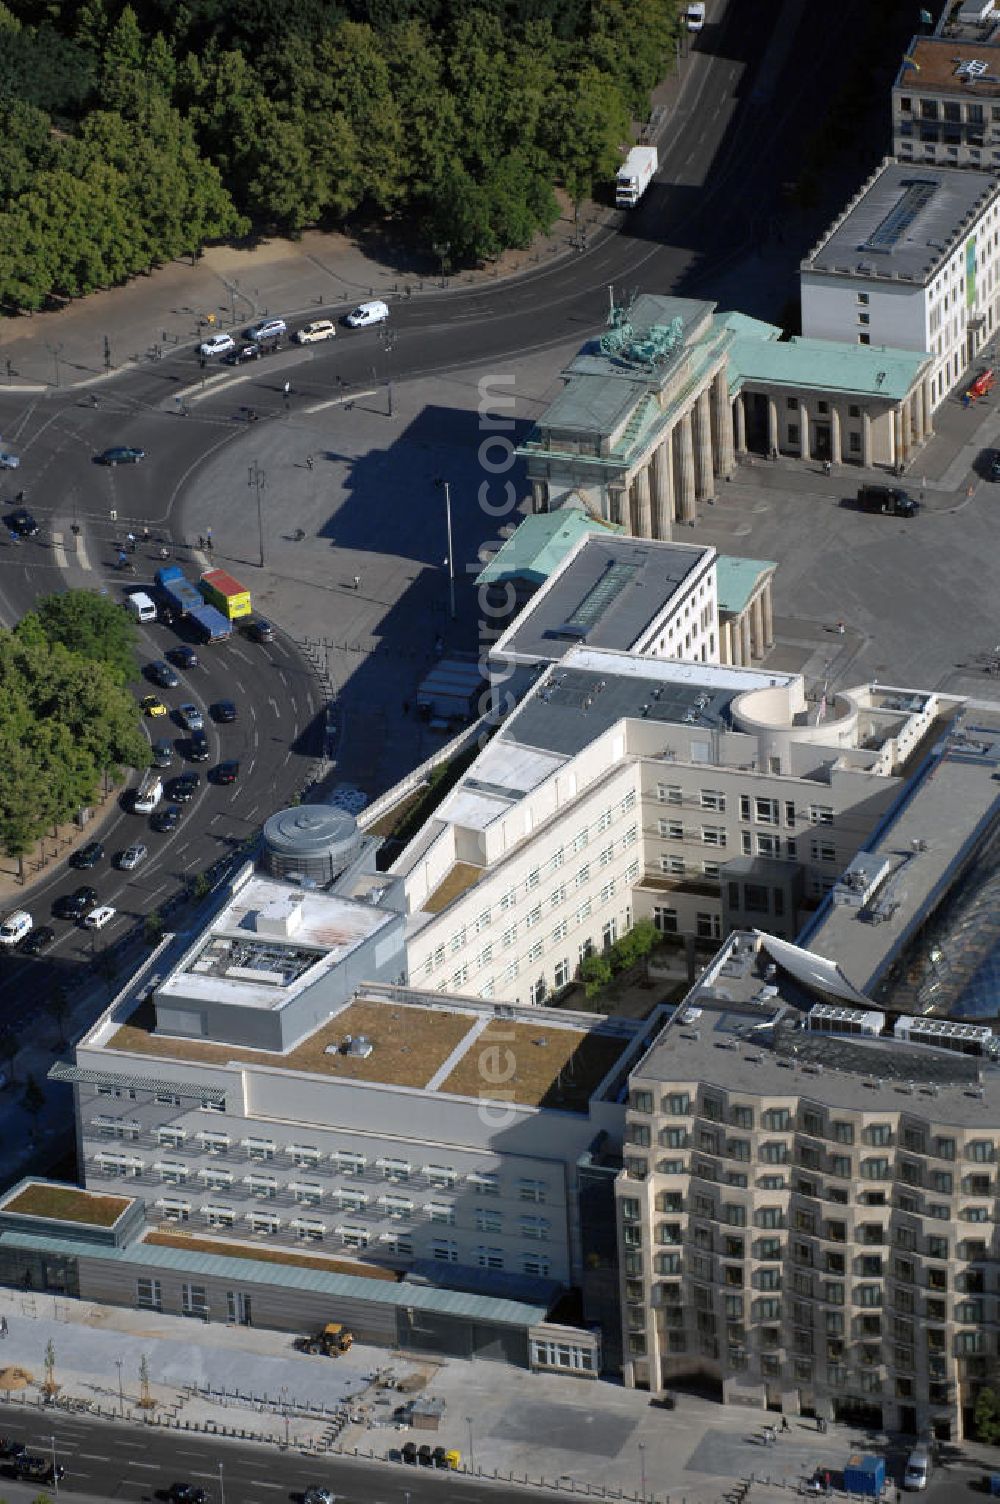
{"left": 344, "top": 300, "right": 389, "bottom": 328}
{"left": 125, "top": 591, "right": 158, "bottom": 624}
{"left": 903, "top": 1445, "right": 932, "bottom": 1491}
{"left": 0, "top": 910, "right": 32, "bottom": 947}
{"left": 133, "top": 771, "right": 163, "bottom": 814}
{"left": 686, "top": 1, "right": 706, "bottom": 29}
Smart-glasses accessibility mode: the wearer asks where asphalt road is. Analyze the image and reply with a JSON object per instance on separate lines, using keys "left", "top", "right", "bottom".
{"left": 0, "top": 0, "right": 879, "bottom": 1012}
{"left": 0, "top": 1404, "right": 532, "bottom": 1504}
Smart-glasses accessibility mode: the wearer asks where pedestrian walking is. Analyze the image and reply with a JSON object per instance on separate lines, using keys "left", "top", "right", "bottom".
{"left": 142, "top": 525, "right": 150, "bottom": 542}
{"left": 283, "top": 380, "right": 291, "bottom": 397}
{"left": 306, "top": 455, "right": 314, "bottom": 471}
{"left": 353, "top": 575, "right": 361, "bottom": 591}
{"left": 206, "top": 528, "right": 213, "bottom": 551}
{"left": 2, "top": 1315, "right": 9, "bottom": 1337}
{"left": 781, "top": 1415, "right": 789, "bottom": 1432}
{"left": 837, "top": 620, "right": 846, "bottom": 635}
{"left": 127, "top": 532, "right": 136, "bottom": 553}
{"left": 198, "top": 535, "right": 205, "bottom": 551}
{"left": 823, "top": 459, "right": 832, "bottom": 477}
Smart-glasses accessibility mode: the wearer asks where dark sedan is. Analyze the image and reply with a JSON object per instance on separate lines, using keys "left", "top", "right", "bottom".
{"left": 991, "top": 451, "right": 1000, "bottom": 481}
{"left": 20, "top": 925, "right": 55, "bottom": 956}
{"left": 212, "top": 760, "right": 240, "bottom": 785}
{"left": 166, "top": 1485, "right": 207, "bottom": 1504}
{"left": 150, "top": 804, "right": 183, "bottom": 834}
{"left": 166, "top": 773, "right": 199, "bottom": 803}
{"left": 151, "top": 738, "right": 175, "bottom": 769}
{"left": 210, "top": 700, "right": 238, "bottom": 723}
{"left": 167, "top": 645, "right": 199, "bottom": 669}
{"left": 70, "top": 840, "right": 104, "bottom": 870}
{"left": 147, "top": 659, "right": 180, "bottom": 689}
{"left": 53, "top": 886, "right": 98, "bottom": 920}
{"left": 6, "top": 507, "right": 38, "bottom": 538}
{"left": 188, "top": 730, "right": 210, "bottom": 762}
{"left": 95, "top": 446, "right": 145, "bottom": 465}
{"left": 221, "top": 344, "right": 261, "bottom": 366}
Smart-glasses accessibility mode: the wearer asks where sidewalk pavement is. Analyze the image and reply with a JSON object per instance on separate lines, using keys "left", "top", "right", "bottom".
{"left": 0, "top": 1284, "right": 955, "bottom": 1504}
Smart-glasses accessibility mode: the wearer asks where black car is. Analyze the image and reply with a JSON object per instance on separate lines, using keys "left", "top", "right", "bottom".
{"left": 221, "top": 344, "right": 261, "bottom": 366}
{"left": 188, "top": 730, "right": 210, "bottom": 762}
{"left": 70, "top": 840, "right": 104, "bottom": 870}
{"left": 0, "top": 1439, "right": 25, "bottom": 1462}
{"left": 6, "top": 507, "right": 38, "bottom": 538}
{"left": 167, "top": 645, "right": 198, "bottom": 669}
{"left": 95, "top": 446, "right": 145, "bottom": 465}
{"left": 990, "top": 451, "right": 1000, "bottom": 481}
{"left": 167, "top": 773, "right": 199, "bottom": 803}
{"left": 212, "top": 760, "right": 240, "bottom": 785}
{"left": 20, "top": 924, "right": 55, "bottom": 956}
{"left": 15, "top": 1455, "right": 64, "bottom": 1484}
{"left": 54, "top": 885, "right": 98, "bottom": 920}
{"left": 244, "top": 616, "right": 274, "bottom": 643}
{"left": 166, "top": 1485, "right": 207, "bottom": 1504}
{"left": 147, "top": 659, "right": 180, "bottom": 689}
{"left": 210, "top": 700, "right": 237, "bottom": 723}
{"left": 150, "top": 804, "right": 182, "bottom": 834}
{"left": 151, "top": 737, "right": 175, "bottom": 769}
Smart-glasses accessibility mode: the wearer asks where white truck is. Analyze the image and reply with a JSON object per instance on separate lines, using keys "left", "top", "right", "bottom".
{"left": 615, "top": 146, "right": 658, "bottom": 210}
{"left": 686, "top": 2, "right": 706, "bottom": 30}
{"left": 125, "top": 590, "right": 157, "bottom": 624}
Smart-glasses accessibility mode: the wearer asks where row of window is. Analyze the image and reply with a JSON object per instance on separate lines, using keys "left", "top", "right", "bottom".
{"left": 86, "top": 1134, "right": 545, "bottom": 1195}
{"left": 654, "top": 789, "right": 834, "bottom": 827}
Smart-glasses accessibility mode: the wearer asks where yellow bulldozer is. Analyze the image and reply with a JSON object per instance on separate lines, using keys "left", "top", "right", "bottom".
{"left": 296, "top": 1322, "right": 354, "bottom": 1356}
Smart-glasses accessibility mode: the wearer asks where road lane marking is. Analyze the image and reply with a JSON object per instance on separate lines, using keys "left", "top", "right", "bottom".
{"left": 51, "top": 529, "right": 67, "bottom": 569}
{"left": 303, "top": 389, "right": 377, "bottom": 415}
{"left": 268, "top": 697, "right": 279, "bottom": 717}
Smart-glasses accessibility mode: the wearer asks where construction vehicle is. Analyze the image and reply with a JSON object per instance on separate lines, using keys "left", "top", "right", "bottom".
{"left": 296, "top": 1322, "right": 354, "bottom": 1356}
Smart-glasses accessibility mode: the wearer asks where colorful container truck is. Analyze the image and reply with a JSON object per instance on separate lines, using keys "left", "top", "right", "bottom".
{"left": 200, "top": 567, "right": 252, "bottom": 621}
{"left": 155, "top": 565, "right": 232, "bottom": 642}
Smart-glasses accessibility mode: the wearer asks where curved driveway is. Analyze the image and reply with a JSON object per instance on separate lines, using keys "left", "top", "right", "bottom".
{"left": 0, "top": 0, "right": 870, "bottom": 1004}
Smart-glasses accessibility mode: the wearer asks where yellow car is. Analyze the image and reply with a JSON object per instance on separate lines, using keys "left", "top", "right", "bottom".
{"left": 140, "top": 695, "right": 168, "bottom": 718}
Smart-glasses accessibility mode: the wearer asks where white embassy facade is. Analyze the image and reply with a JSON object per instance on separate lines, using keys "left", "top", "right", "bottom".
{"left": 800, "top": 158, "right": 1000, "bottom": 411}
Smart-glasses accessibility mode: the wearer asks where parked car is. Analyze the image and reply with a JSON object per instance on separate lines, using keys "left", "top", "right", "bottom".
{"left": 54, "top": 886, "right": 98, "bottom": 920}
{"left": 147, "top": 659, "right": 180, "bottom": 689}
{"left": 167, "top": 645, "right": 199, "bottom": 669}
{"left": 857, "top": 483, "right": 916, "bottom": 517}
{"left": 166, "top": 773, "right": 199, "bottom": 803}
{"left": 83, "top": 904, "right": 116, "bottom": 931}
{"left": 70, "top": 840, "right": 104, "bottom": 870}
{"left": 212, "top": 760, "right": 240, "bottom": 785}
{"left": 141, "top": 695, "right": 168, "bottom": 718}
{"left": 20, "top": 924, "right": 55, "bottom": 956}
{"left": 95, "top": 446, "right": 145, "bottom": 465}
{"left": 295, "top": 320, "right": 336, "bottom": 345}
{"left": 199, "top": 332, "right": 235, "bottom": 358}
{"left": 210, "top": 700, "right": 237, "bottom": 723}
{"left": 246, "top": 317, "right": 287, "bottom": 343}
{"left": 6, "top": 507, "right": 38, "bottom": 537}
{"left": 116, "top": 843, "right": 148, "bottom": 871}
{"left": 0, "top": 453, "right": 20, "bottom": 470}
{"left": 150, "top": 804, "right": 182, "bottom": 834}
{"left": 188, "top": 730, "right": 210, "bottom": 762}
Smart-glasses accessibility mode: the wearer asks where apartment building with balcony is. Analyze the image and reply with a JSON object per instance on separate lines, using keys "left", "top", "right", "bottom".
{"left": 615, "top": 915, "right": 1000, "bottom": 1441}
{"left": 398, "top": 642, "right": 948, "bottom": 1005}
{"left": 800, "top": 159, "right": 1000, "bottom": 413}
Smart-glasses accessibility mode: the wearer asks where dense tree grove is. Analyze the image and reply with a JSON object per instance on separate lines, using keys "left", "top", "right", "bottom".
{"left": 0, "top": 592, "right": 148, "bottom": 860}
{"left": 0, "top": 0, "right": 678, "bottom": 309}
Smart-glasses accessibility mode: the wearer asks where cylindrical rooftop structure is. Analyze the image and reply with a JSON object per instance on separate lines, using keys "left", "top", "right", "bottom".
{"left": 262, "top": 804, "right": 361, "bottom": 884}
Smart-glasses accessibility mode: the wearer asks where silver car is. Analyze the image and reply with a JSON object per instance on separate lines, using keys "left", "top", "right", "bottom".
{"left": 177, "top": 703, "right": 204, "bottom": 732}
{"left": 116, "top": 844, "right": 148, "bottom": 871}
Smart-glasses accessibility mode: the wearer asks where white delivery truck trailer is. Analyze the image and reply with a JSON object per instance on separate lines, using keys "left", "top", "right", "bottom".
{"left": 615, "top": 146, "right": 658, "bottom": 209}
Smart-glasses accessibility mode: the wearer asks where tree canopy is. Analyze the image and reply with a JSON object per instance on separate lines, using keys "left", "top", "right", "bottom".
{"left": 0, "top": 591, "right": 148, "bottom": 859}
{"left": 0, "top": 0, "right": 681, "bottom": 307}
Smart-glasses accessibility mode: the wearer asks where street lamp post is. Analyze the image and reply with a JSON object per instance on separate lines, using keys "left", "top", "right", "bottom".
{"left": 465, "top": 1415, "right": 475, "bottom": 1474}
{"left": 50, "top": 1433, "right": 59, "bottom": 1493}
{"left": 638, "top": 1441, "right": 646, "bottom": 1503}
{"left": 436, "top": 478, "right": 456, "bottom": 621}
{"left": 248, "top": 462, "right": 266, "bottom": 569}
{"left": 115, "top": 1356, "right": 124, "bottom": 1416}
{"left": 218, "top": 1460, "right": 226, "bottom": 1504}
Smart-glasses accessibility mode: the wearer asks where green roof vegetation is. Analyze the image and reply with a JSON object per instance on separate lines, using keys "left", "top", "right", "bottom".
{"left": 4, "top": 1183, "right": 131, "bottom": 1227}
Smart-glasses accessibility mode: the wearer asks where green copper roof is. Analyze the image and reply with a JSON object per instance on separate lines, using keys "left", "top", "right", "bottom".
{"left": 475, "top": 511, "right": 617, "bottom": 587}
{"left": 727, "top": 332, "right": 930, "bottom": 401}
{"left": 716, "top": 555, "right": 776, "bottom": 615}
